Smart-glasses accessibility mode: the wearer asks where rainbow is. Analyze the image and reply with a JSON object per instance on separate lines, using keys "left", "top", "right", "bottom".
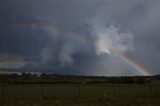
{"left": 112, "top": 52, "right": 151, "bottom": 76}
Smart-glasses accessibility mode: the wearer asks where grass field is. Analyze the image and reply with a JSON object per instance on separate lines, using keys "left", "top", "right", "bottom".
{"left": 0, "top": 84, "right": 160, "bottom": 106}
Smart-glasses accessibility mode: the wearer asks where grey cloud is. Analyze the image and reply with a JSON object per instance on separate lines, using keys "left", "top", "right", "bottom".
{"left": 0, "top": 0, "right": 160, "bottom": 75}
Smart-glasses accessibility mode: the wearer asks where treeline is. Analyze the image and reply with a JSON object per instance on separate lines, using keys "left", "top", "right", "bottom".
{"left": 0, "top": 72, "right": 158, "bottom": 84}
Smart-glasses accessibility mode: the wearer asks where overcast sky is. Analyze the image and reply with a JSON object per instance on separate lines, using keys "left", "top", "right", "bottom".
{"left": 0, "top": 0, "right": 160, "bottom": 76}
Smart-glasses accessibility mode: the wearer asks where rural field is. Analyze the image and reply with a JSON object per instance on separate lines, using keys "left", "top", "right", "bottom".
{"left": 1, "top": 83, "right": 160, "bottom": 106}
{"left": 1, "top": 0, "right": 160, "bottom": 106}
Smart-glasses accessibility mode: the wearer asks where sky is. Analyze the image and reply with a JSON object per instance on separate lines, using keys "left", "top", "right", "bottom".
{"left": 0, "top": 0, "right": 160, "bottom": 76}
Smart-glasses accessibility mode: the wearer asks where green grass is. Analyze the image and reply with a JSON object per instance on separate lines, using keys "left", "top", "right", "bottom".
{"left": 0, "top": 84, "right": 160, "bottom": 106}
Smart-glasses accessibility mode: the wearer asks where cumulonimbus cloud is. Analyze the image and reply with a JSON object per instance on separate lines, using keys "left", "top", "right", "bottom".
{"left": 90, "top": 21, "right": 135, "bottom": 55}
{"left": 32, "top": 18, "right": 135, "bottom": 71}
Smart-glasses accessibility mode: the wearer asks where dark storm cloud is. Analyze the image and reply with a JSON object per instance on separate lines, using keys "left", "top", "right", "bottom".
{"left": 0, "top": 0, "right": 160, "bottom": 75}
